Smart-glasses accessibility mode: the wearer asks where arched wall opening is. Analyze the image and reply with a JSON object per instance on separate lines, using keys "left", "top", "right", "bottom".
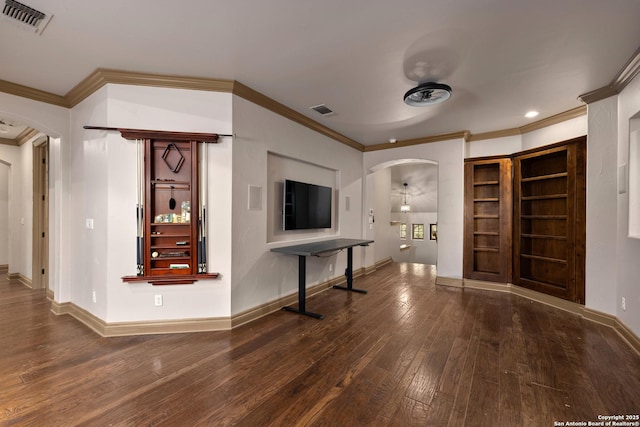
{"left": 367, "top": 158, "right": 439, "bottom": 267}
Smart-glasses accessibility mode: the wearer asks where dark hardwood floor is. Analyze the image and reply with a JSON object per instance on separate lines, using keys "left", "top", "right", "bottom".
{"left": 1, "top": 263, "right": 639, "bottom": 426}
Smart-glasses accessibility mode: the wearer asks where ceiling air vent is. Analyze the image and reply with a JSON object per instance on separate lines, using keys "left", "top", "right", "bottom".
{"left": 309, "top": 104, "right": 335, "bottom": 117}
{"left": 1, "top": 0, "right": 52, "bottom": 35}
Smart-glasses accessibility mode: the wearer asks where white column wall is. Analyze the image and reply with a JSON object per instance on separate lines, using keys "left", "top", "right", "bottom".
{"left": 0, "top": 159, "right": 10, "bottom": 265}
{"left": 585, "top": 98, "right": 619, "bottom": 316}
{"left": 231, "top": 95, "right": 365, "bottom": 315}
{"left": 615, "top": 74, "right": 640, "bottom": 335}
{"left": 364, "top": 138, "right": 465, "bottom": 280}
{"left": 68, "top": 84, "right": 233, "bottom": 322}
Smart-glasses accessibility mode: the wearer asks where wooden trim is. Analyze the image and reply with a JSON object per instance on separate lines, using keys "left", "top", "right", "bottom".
{"left": 0, "top": 137, "right": 18, "bottom": 146}
{"left": 8, "top": 272, "right": 32, "bottom": 288}
{"left": 519, "top": 105, "right": 587, "bottom": 134}
{"left": 232, "top": 81, "right": 364, "bottom": 152}
{"left": 52, "top": 265, "right": 373, "bottom": 336}
{"left": 364, "top": 131, "right": 469, "bottom": 152}
{"left": 579, "top": 46, "right": 640, "bottom": 104}
{"left": 374, "top": 257, "right": 392, "bottom": 270}
{"left": 0, "top": 78, "right": 68, "bottom": 107}
{"left": 467, "top": 128, "right": 521, "bottom": 142}
{"left": 453, "top": 278, "right": 640, "bottom": 356}
{"left": 51, "top": 300, "right": 231, "bottom": 337}
{"left": 17, "top": 128, "right": 41, "bottom": 145}
{"left": 435, "top": 276, "right": 464, "bottom": 287}
{"left": 0, "top": 264, "right": 7, "bottom": 273}
{"left": 46, "top": 288, "right": 54, "bottom": 301}
{"left": 66, "top": 68, "right": 234, "bottom": 108}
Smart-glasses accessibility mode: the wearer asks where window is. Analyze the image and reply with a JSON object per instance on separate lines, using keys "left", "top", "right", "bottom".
{"left": 399, "top": 223, "right": 407, "bottom": 240}
{"left": 412, "top": 224, "right": 424, "bottom": 240}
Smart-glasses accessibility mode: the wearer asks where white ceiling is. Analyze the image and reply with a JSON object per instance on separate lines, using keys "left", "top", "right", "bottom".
{"left": 1, "top": 0, "right": 639, "bottom": 146}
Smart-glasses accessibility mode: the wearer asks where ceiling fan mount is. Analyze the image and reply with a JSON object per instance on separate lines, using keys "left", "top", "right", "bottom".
{"left": 403, "top": 82, "right": 452, "bottom": 107}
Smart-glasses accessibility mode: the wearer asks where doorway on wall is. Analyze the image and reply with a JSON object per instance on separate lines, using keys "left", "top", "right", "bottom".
{"left": 370, "top": 159, "right": 439, "bottom": 268}
{"left": 32, "top": 139, "right": 48, "bottom": 290}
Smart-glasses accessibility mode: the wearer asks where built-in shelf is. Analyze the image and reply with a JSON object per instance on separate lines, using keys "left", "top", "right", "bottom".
{"left": 520, "top": 172, "right": 568, "bottom": 182}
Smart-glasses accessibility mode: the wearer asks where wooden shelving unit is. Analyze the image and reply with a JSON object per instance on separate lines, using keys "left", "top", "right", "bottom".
{"left": 463, "top": 157, "right": 512, "bottom": 283}
{"left": 512, "top": 137, "right": 586, "bottom": 303}
{"left": 118, "top": 129, "right": 220, "bottom": 285}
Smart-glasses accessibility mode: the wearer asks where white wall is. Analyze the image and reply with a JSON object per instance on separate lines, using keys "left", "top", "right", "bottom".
{"left": 231, "top": 95, "right": 365, "bottom": 315}
{"left": 0, "top": 160, "right": 8, "bottom": 265}
{"left": 392, "top": 212, "right": 438, "bottom": 265}
{"left": 68, "top": 84, "right": 234, "bottom": 322}
{"left": 466, "top": 135, "right": 522, "bottom": 158}
{"left": 372, "top": 167, "right": 395, "bottom": 263}
{"left": 585, "top": 98, "right": 619, "bottom": 316}
{"left": 364, "top": 138, "right": 465, "bottom": 280}
{"left": 0, "top": 93, "right": 69, "bottom": 290}
{"left": 522, "top": 116, "right": 588, "bottom": 150}
{"left": 614, "top": 74, "right": 640, "bottom": 336}
{"left": 18, "top": 139, "right": 33, "bottom": 279}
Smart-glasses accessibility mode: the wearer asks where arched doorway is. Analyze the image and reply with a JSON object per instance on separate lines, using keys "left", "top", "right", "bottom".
{"left": 367, "top": 159, "right": 438, "bottom": 267}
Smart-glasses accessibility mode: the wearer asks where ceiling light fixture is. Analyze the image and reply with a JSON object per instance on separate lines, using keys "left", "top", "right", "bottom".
{"left": 403, "top": 82, "right": 452, "bottom": 107}
{"left": 389, "top": 138, "right": 397, "bottom": 144}
{"left": 400, "top": 183, "right": 411, "bottom": 213}
{"left": 525, "top": 110, "right": 539, "bottom": 118}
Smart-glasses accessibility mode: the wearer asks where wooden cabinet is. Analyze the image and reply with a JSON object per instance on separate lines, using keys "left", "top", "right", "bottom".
{"left": 513, "top": 137, "right": 586, "bottom": 303}
{"left": 145, "top": 139, "right": 198, "bottom": 277}
{"left": 463, "top": 157, "right": 512, "bottom": 283}
{"left": 463, "top": 136, "right": 586, "bottom": 304}
{"left": 118, "top": 129, "right": 220, "bottom": 285}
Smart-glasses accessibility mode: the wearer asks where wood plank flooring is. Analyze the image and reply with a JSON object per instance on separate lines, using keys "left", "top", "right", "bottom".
{"left": 1, "top": 263, "right": 639, "bottom": 426}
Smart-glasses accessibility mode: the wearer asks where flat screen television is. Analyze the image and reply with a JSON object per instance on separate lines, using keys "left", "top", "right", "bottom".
{"left": 283, "top": 179, "right": 332, "bottom": 230}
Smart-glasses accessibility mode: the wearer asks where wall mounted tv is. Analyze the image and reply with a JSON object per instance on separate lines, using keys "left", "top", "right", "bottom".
{"left": 283, "top": 179, "right": 332, "bottom": 230}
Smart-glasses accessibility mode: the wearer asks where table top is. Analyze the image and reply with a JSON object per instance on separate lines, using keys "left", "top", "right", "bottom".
{"left": 270, "top": 238, "right": 374, "bottom": 256}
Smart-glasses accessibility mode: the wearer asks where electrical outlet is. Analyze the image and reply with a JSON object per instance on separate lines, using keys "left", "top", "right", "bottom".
{"left": 92, "top": 290, "right": 97, "bottom": 303}
{"left": 154, "top": 294, "right": 163, "bottom": 307}
{"left": 85, "top": 218, "right": 94, "bottom": 230}
{"left": 622, "top": 297, "right": 626, "bottom": 311}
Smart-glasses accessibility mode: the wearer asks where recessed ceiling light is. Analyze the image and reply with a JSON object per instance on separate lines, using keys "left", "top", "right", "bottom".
{"left": 525, "top": 111, "right": 539, "bottom": 118}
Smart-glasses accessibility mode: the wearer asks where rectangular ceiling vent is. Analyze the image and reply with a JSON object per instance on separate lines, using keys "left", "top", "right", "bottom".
{"left": 309, "top": 104, "right": 335, "bottom": 117}
{"left": 1, "top": 0, "right": 52, "bottom": 35}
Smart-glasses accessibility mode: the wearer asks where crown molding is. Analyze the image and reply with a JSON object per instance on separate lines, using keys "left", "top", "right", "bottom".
{"left": 364, "top": 131, "right": 470, "bottom": 152}
{"left": 0, "top": 137, "right": 18, "bottom": 146}
{"left": 518, "top": 105, "right": 587, "bottom": 134}
{"left": 66, "top": 68, "right": 235, "bottom": 108}
{"left": 579, "top": 46, "right": 640, "bottom": 104}
{"left": 467, "top": 128, "right": 522, "bottom": 142}
{"left": 0, "top": 78, "right": 68, "bottom": 107}
{"left": 232, "top": 81, "right": 364, "bottom": 152}
{"left": 17, "top": 128, "right": 40, "bottom": 145}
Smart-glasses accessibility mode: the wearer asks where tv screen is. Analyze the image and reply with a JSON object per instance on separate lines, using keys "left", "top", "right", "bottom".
{"left": 283, "top": 179, "right": 332, "bottom": 230}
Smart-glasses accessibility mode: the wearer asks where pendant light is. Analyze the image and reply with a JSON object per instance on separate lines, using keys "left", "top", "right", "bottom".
{"left": 400, "top": 183, "right": 411, "bottom": 213}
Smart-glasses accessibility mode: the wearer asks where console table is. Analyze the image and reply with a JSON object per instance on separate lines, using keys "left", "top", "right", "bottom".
{"left": 271, "top": 238, "right": 374, "bottom": 319}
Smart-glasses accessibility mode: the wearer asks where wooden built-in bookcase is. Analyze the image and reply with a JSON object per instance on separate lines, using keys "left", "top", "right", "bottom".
{"left": 513, "top": 137, "right": 586, "bottom": 303}
{"left": 120, "top": 129, "right": 220, "bottom": 285}
{"left": 463, "top": 136, "right": 586, "bottom": 304}
{"left": 463, "top": 157, "right": 512, "bottom": 283}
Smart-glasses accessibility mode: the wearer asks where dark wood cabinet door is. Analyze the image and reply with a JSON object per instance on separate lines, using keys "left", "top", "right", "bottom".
{"left": 463, "top": 157, "right": 513, "bottom": 283}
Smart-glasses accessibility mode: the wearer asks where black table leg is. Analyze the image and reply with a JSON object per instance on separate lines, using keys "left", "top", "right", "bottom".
{"left": 333, "top": 246, "right": 368, "bottom": 294}
{"left": 283, "top": 255, "right": 324, "bottom": 319}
